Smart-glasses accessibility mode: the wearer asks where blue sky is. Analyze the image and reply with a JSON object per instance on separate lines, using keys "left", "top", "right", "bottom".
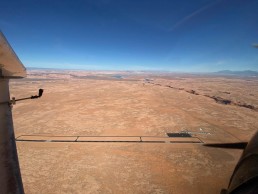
{"left": 1, "top": 0, "right": 258, "bottom": 72}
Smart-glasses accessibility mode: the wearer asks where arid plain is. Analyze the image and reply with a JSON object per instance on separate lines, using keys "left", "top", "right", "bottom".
{"left": 10, "top": 70, "right": 258, "bottom": 193}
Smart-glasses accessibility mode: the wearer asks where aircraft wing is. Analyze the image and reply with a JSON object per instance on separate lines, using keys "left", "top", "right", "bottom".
{"left": 0, "top": 31, "right": 26, "bottom": 78}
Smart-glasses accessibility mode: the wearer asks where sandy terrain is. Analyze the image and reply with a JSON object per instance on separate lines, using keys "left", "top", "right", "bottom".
{"left": 10, "top": 70, "right": 258, "bottom": 193}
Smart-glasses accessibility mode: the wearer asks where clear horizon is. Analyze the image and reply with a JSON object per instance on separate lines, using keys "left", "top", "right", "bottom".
{"left": 26, "top": 66, "right": 258, "bottom": 74}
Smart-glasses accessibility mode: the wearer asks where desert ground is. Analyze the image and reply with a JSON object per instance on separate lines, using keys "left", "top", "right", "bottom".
{"left": 10, "top": 70, "right": 258, "bottom": 193}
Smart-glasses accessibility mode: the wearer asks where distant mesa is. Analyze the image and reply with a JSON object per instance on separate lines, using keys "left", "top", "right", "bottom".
{"left": 27, "top": 67, "right": 66, "bottom": 71}
{"left": 213, "top": 70, "right": 258, "bottom": 77}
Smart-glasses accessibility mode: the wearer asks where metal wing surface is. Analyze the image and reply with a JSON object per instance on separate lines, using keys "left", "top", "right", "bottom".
{"left": 0, "top": 31, "right": 26, "bottom": 78}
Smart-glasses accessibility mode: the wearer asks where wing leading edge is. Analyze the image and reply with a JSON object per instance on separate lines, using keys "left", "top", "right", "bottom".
{"left": 0, "top": 31, "right": 26, "bottom": 78}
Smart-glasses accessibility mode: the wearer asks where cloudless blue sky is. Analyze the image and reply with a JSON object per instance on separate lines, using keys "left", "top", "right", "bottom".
{"left": 1, "top": 0, "right": 258, "bottom": 72}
